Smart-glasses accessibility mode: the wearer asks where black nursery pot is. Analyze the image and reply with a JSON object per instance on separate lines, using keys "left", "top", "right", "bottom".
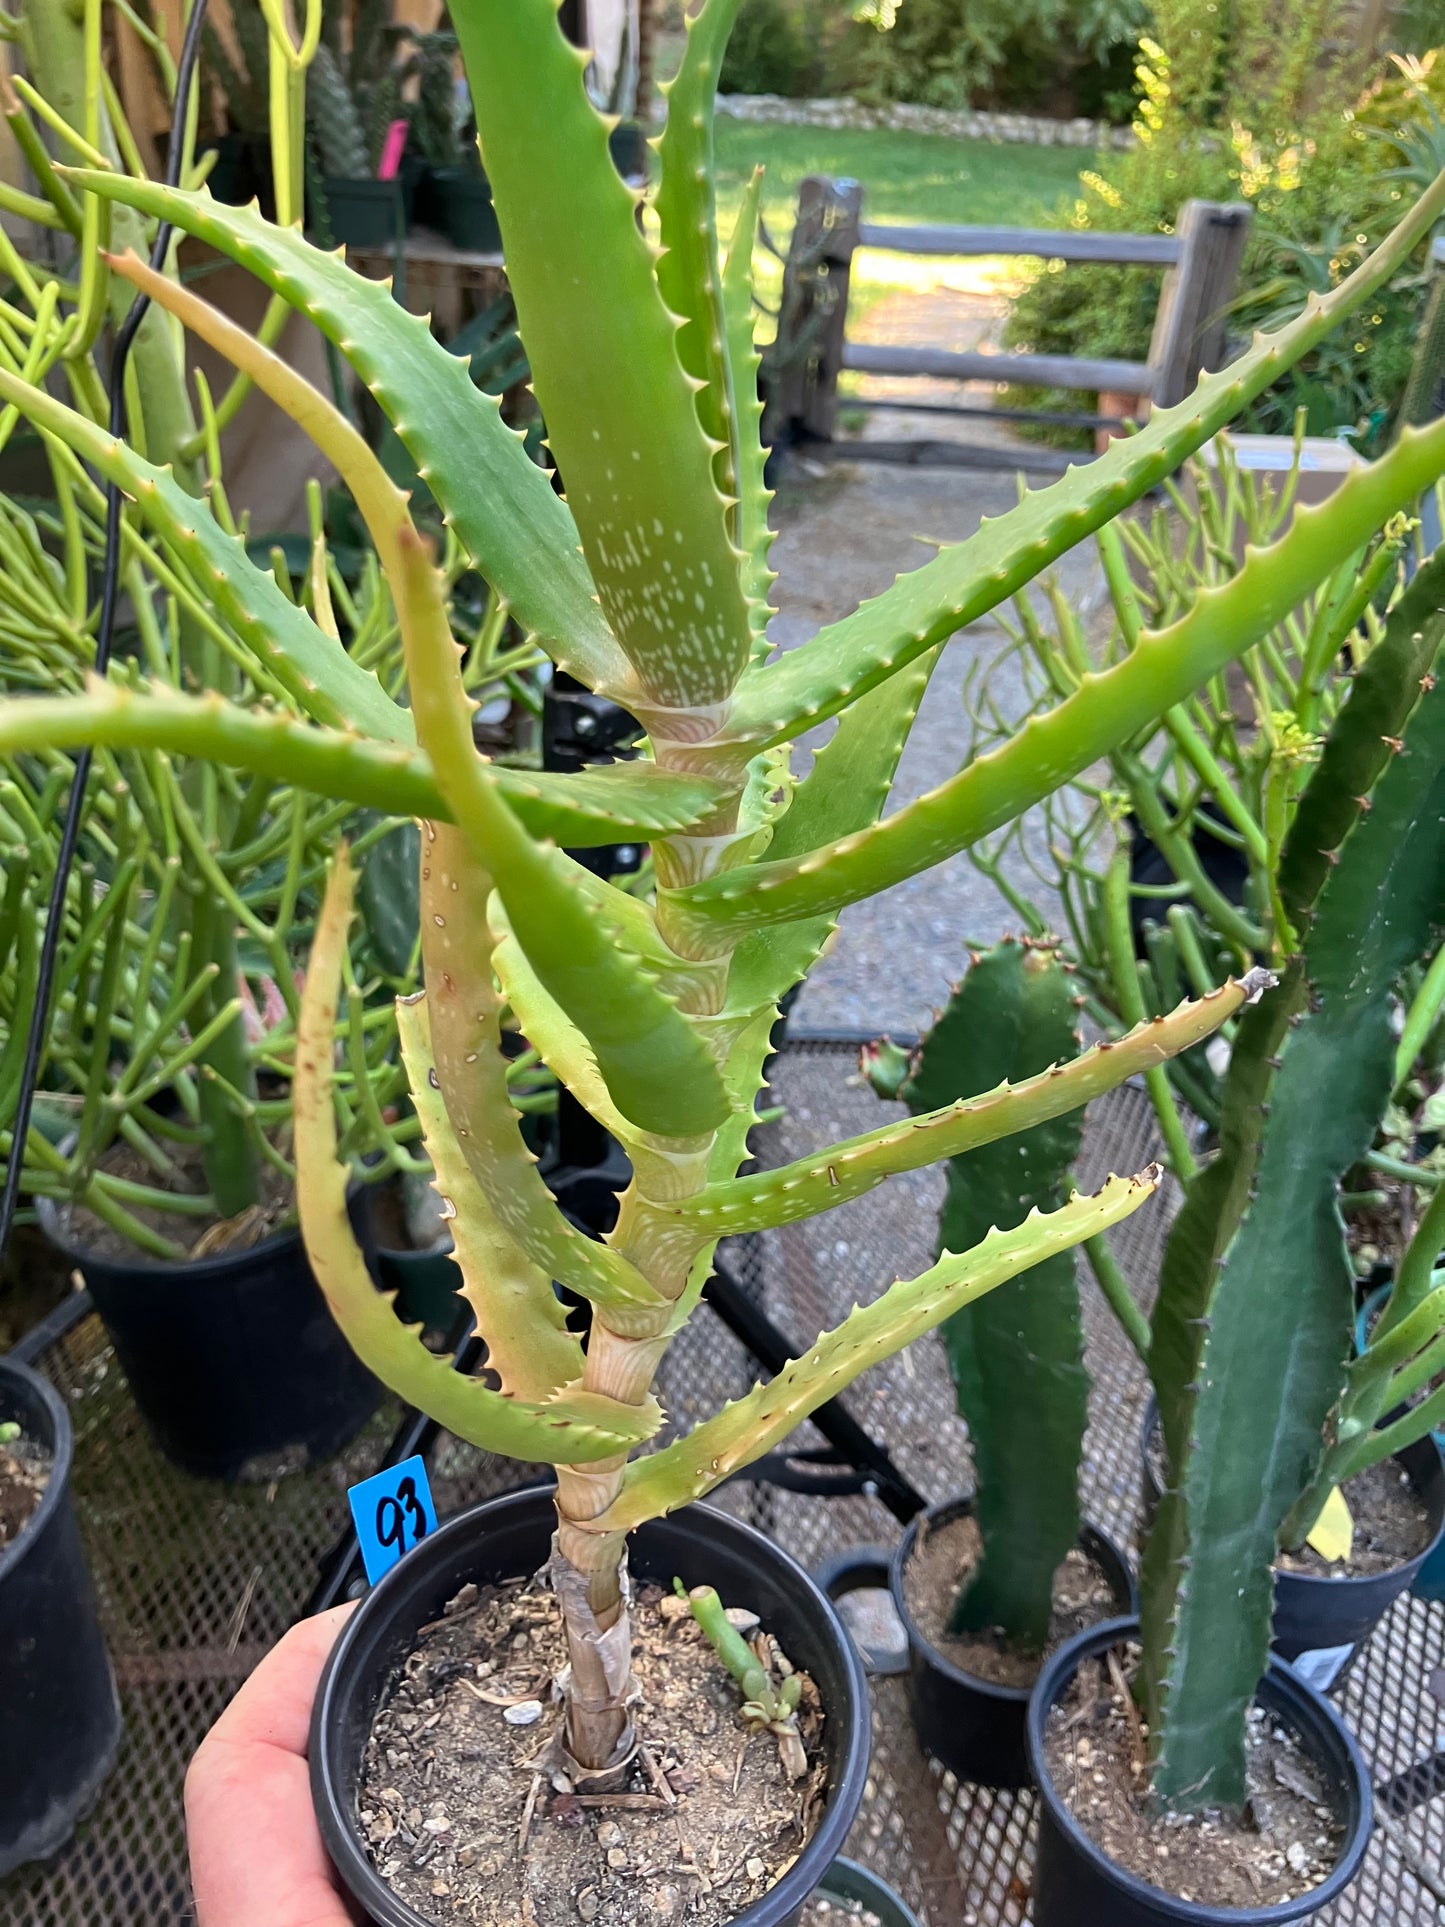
{"left": 37, "top": 1194, "right": 379, "bottom": 1484}
{"left": 324, "top": 177, "right": 406, "bottom": 248}
{"left": 890, "top": 1494, "right": 1136, "bottom": 1790}
{"left": 1139, "top": 1399, "right": 1445, "bottom": 1666}
{"left": 1026, "top": 1617, "right": 1372, "bottom": 1927}
{"left": 432, "top": 167, "right": 502, "bottom": 252}
{"left": 1271, "top": 1434, "right": 1445, "bottom": 1663}
{"left": 0, "top": 1357, "right": 121, "bottom": 1875}
{"left": 311, "top": 1486, "right": 871, "bottom": 1927}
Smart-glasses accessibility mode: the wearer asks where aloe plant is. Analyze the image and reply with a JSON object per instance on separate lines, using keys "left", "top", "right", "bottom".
{"left": 5, "top": 0, "right": 1445, "bottom": 1791}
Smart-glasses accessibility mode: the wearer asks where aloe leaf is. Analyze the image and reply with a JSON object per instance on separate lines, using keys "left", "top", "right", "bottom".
{"left": 392, "top": 526, "right": 732, "bottom": 1140}
{"left": 0, "top": 681, "right": 728, "bottom": 846}
{"left": 61, "top": 169, "right": 628, "bottom": 693}
{"left": 598, "top": 1170, "right": 1161, "bottom": 1532}
{"left": 0, "top": 365, "right": 407, "bottom": 742}
{"left": 294, "top": 850, "right": 657, "bottom": 1461}
{"left": 1148, "top": 645, "right": 1445, "bottom": 1809}
{"left": 395, "top": 994, "right": 584, "bottom": 1400}
{"left": 653, "top": 0, "right": 744, "bottom": 487}
{"left": 724, "top": 168, "right": 1445, "bottom": 748}
{"left": 722, "top": 166, "right": 773, "bottom": 640}
{"left": 908, "top": 943, "right": 1087, "bottom": 1649}
{"left": 678, "top": 976, "right": 1261, "bottom": 1236}
{"left": 490, "top": 896, "right": 638, "bottom": 1147}
{"left": 450, "top": 0, "right": 752, "bottom": 708}
{"left": 671, "top": 416, "right": 1445, "bottom": 944}
{"left": 416, "top": 826, "right": 664, "bottom": 1317}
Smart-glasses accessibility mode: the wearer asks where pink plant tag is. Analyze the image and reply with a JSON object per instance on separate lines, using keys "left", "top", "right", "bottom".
{"left": 376, "top": 119, "right": 409, "bottom": 181}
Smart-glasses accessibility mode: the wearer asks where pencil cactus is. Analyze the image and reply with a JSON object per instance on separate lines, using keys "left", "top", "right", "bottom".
{"left": 5, "top": 0, "right": 1445, "bottom": 1789}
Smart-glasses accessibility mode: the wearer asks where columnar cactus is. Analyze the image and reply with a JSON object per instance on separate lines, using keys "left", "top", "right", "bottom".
{"left": 883, "top": 940, "right": 1091, "bottom": 1651}
{"left": 3, "top": 0, "right": 1445, "bottom": 1782}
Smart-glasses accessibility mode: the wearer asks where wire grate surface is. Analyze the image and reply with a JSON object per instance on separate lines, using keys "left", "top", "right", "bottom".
{"left": 3, "top": 1038, "right": 1444, "bottom": 1922}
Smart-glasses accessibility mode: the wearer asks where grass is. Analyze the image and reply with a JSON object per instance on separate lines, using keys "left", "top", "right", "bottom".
{"left": 713, "top": 119, "right": 1094, "bottom": 240}
{"left": 704, "top": 120, "right": 1098, "bottom": 334}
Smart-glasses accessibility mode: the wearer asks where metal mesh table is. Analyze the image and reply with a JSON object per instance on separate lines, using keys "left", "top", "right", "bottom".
{"left": 4, "top": 1039, "right": 1443, "bottom": 1924}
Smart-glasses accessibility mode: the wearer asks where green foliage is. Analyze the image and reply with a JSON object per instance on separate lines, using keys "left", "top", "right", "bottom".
{"left": 11, "top": 0, "right": 1445, "bottom": 1791}
{"left": 839, "top": 0, "right": 1146, "bottom": 117}
{"left": 900, "top": 941, "right": 1089, "bottom": 1651}
{"left": 1146, "top": 635, "right": 1445, "bottom": 1808}
{"left": 718, "top": 0, "right": 813, "bottom": 97}
{"left": 1003, "top": 1, "right": 1433, "bottom": 444}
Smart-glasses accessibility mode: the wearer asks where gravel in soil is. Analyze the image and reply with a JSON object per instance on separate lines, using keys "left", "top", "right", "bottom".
{"left": 1043, "top": 1643, "right": 1345, "bottom": 1910}
{"left": 1277, "top": 1457, "right": 1431, "bottom": 1578}
{"left": 902, "top": 1511, "right": 1120, "bottom": 1689}
{"left": 358, "top": 1575, "right": 828, "bottom": 1927}
{"left": 66, "top": 1137, "right": 296, "bottom": 1262}
{"left": 0, "top": 1432, "right": 50, "bottom": 1549}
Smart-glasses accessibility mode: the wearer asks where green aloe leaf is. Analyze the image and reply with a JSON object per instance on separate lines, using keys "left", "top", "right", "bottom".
{"left": 450, "top": 0, "right": 751, "bottom": 707}
{"left": 60, "top": 169, "right": 628, "bottom": 694}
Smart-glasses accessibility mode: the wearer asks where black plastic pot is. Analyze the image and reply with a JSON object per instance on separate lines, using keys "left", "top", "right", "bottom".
{"left": 364, "top": 1180, "right": 466, "bottom": 1335}
{"left": 1139, "top": 1398, "right": 1445, "bottom": 1669}
{"left": 311, "top": 1486, "right": 871, "bottom": 1927}
{"left": 1272, "top": 1434, "right": 1445, "bottom": 1663}
{"left": 323, "top": 177, "right": 405, "bottom": 248}
{"left": 38, "top": 1194, "right": 379, "bottom": 1484}
{"left": 1026, "top": 1617, "right": 1372, "bottom": 1926}
{"left": 890, "top": 1494, "right": 1135, "bottom": 1790}
{"left": 816, "top": 1857, "right": 923, "bottom": 1927}
{"left": 432, "top": 167, "right": 501, "bottom": 252}
{"left": 815, "top": 1543, "right": 909, "bottom": 1676}
{"left": 0, "top": 1357, "right": 121, "bottom": 1874}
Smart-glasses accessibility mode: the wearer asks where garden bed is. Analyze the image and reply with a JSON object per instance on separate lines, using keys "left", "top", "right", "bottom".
{"left": 2, "top": 1045, "right": 1443, "bottom": 1924}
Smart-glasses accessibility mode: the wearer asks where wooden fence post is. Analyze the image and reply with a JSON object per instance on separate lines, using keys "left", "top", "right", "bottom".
{"left": 771, "top": 175, "right": 864, "bottom": 441}
{"left": 1146, "top": 200, "right": 1253, "bottom": 409}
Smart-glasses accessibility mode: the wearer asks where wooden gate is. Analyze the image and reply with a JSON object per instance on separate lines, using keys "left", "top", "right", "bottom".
{"left": 769, "top": 176, "right": 1253, "bottom": 472}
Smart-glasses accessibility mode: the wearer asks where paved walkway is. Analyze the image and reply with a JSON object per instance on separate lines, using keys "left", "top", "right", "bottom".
{"left": 768, "top": 288, "right": 1103, "bottom": 1036}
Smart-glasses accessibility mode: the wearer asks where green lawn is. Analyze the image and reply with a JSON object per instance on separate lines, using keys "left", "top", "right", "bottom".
{"left": 706, "top": 120, "right": 1097, "bottom": 332}
{"left": 713, "top": 119, "right": 1093, "bottom": 245}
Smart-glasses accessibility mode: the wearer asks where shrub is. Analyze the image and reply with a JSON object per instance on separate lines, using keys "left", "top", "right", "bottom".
{"left": 718, "top": 0, "right": 812, "bottom": 96}
{"left": 840, "top": 0, "right": 1148, "bottom": 118}
{"left": 1002, "top": 0, "right": 1435, "bottom": 445}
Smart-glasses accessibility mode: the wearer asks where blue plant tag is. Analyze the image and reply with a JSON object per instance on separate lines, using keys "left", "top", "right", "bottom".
{"left": 348, "top": 1454, "right": 438, "bottom": 1586}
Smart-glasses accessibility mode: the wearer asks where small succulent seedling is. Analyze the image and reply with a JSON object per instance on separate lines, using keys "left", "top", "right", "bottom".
{"left": 676, "top": 1580, "right": 807, "bottom": 1778}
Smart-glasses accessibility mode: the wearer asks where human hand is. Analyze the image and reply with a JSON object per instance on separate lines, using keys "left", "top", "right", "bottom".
{"left": 186, "top": 1602, "right": 359, "bottom": 1926}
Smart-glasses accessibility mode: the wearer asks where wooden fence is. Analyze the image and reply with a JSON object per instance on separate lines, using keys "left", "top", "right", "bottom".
{"left": 769, "top": 176, "right": 1253, "bottom": 471}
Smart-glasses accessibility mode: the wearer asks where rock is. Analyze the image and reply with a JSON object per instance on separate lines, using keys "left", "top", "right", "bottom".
{"left": 596, "top": 1822, "right": 624, "bottom": 1848}
{"left": 606, "top": 1847, "right": 629, "bottom": 1869}
{"left": 659, "top": 1595, "right": 690, "bottom": 1622}
{"left": 746, "top": 1858, "right": 767, "bottom": 1881}
{"left": 724, "top": 1607, "right": 760, "bottom": 1634}
{"left": 577, "top": 1885, "right": 601, "bottom": 1922}
{"left": 505, "top": 1699, "right": 544, "bottom": 1726}
{"left": 648, "top": 1882, "right": 683, "bottom": 1918}
{"left": 1286, "top": 1842, "right": 1311, "bottom": 1875}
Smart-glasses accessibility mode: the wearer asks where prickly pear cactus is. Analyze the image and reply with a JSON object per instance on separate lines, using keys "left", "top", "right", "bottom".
{"left": 899, "top": 940, "right": 1089, "bottom": 1650}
